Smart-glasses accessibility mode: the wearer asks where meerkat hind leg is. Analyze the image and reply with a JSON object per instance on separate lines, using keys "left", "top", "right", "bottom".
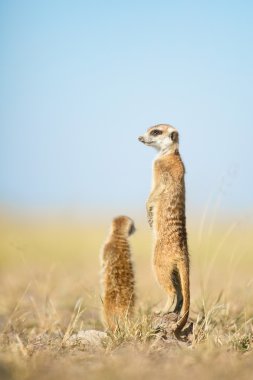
{"left": 161, "top": 294, "right": 176, "bottom": 314}
{"left": 154, "top": 269, "right": 178, "bottom": 315}
{"left": 162, "top": 268, "right": 183, "bottom": 314}
{"left": 154, "top": 294, "right": 176, "bottom": 316}
{"left": 172, "top": 269, "right": 183, "bottom": 314}
{"left": 156, "top": 268, "right": 183, "bottom": 315}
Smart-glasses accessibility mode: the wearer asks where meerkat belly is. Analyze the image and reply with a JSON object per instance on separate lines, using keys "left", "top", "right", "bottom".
{"left": 155, "top": 194, "right": 184, "bottom": 226}
{"left": 153, "top": 243, "right": 176, "bottom": 267}
{"left": 154, "top": 195, "right": 187, "bottom": 261}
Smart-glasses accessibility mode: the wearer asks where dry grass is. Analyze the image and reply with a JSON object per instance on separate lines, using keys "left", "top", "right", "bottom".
{"left": 0, "top": 214, "right": 252, "bottom": 380}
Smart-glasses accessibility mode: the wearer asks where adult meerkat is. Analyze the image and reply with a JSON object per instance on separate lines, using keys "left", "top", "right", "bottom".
{"left": 138, "top": 124, "right": 190, "bottom": 333}
{"left": 100, "top": 215, "right": 136, "bottom": 331}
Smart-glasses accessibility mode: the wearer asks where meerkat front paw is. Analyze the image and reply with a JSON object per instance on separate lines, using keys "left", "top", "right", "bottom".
{"left": 147, "top": 206, "right": 153, "bottom": 228}
{"left": 148, "top": 216, "right": 153, "bottom": 228}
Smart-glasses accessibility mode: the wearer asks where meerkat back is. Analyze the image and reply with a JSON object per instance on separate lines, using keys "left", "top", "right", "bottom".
{"left": 100, "top": 215, "right": 136, "bottom": 331}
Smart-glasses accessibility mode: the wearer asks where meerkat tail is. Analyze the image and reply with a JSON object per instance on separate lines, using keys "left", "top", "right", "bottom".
{"left": 174, "top": 260, "right": 190, "bottom": 333}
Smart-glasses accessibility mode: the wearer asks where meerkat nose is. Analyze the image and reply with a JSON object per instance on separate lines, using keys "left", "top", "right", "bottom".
{"left": 138, "top": 136, "right": 144, "bottom": 142}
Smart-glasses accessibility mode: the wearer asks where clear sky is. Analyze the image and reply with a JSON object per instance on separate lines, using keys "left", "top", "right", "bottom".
{"left": 1, "top": 1, "right": 253, "bottom": 218}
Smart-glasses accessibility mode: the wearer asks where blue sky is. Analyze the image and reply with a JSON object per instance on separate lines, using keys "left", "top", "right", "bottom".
{"left": 1, "top": 1, "right": 253, "bottom": 217}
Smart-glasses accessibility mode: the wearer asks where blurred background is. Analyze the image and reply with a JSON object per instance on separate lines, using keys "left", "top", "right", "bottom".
{"left": 1, "top": 0, "right": 253, "bottom": 219}
{"left": 0, "top": 1, "right": 252, "bottom": 322}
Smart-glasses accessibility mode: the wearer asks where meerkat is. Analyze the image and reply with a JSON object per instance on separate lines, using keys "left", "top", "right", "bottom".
{"left": 100, "top": 215, "right": 136, "bottom": 331}
{"left": 138, "top": 124, "right": 190, "bottom": 333}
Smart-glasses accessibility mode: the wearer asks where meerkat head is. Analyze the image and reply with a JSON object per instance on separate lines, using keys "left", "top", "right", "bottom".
{"left": 138, "top": 124, "right": 179, "bottom": 155}
{"left": 111, "top": 216, "right": 136, "bottom": 237}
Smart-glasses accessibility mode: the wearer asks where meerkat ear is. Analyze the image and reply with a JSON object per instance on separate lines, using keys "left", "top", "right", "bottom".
{"left": 170, "top": 131, "right": 178, "bottom": 143}
{"left": 128, "top": 222, "right": 136, "bottom": 236}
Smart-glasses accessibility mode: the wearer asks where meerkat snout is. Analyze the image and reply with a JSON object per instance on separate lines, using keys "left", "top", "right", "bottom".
{"left": 138, "top": 136, "right": 145, "bottom": 143}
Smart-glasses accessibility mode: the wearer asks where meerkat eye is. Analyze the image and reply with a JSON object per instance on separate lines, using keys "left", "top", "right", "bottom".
{"left": 150, "top": 129, "right": 163, "bottom": 137}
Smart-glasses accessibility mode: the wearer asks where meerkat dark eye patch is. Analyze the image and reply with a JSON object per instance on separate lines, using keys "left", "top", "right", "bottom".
{"left": 150, "top": 129, "right": 163, "bottom": 136}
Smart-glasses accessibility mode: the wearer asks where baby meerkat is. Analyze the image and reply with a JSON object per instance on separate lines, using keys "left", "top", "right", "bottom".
{"left": 138, "top": 124, "right": 190, "bottom": 333}
{"left": 100, "top": 215, "right": 136, "bottom": 331}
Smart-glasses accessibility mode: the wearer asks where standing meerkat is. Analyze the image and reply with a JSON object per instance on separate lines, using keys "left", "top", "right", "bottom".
{"left": 138, "top": 124, "right": 190, "bottom": 333}
{"left": 100, "top": 215, "right": 136, "bottom": 331}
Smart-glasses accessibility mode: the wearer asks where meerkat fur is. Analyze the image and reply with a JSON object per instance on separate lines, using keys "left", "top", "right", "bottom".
{"left": 138, "top": 124, "right": 190, "bottom": 333}
{"left": 100, "top": 215, "right": 136, "bottom": 331}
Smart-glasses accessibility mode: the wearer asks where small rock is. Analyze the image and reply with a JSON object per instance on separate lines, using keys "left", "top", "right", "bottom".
{"left": 152, "top": 313, "right": 193, "bottom": 343}
{"left": 65, "top": 330, "right": 109, "bottom": 351}
{"left": 152, "top": 312, "right": 178, "bottom": 335}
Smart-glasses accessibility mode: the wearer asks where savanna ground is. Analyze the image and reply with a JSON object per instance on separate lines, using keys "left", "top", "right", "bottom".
{"left": 0, "top": 213, "right": 252, "bottom": 380}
